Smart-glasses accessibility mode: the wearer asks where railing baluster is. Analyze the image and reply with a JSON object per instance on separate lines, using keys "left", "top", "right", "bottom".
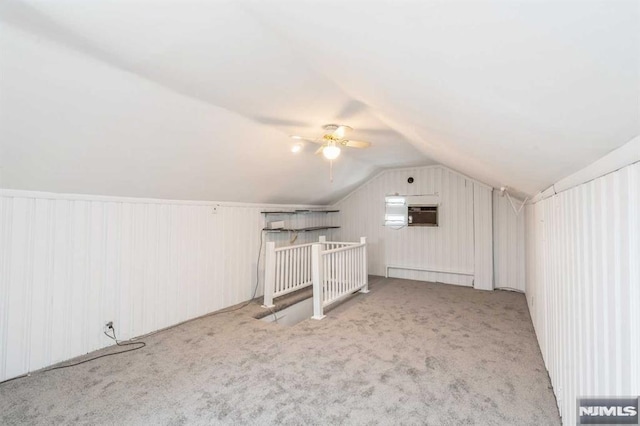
{"left": 280, "top": 251, "right": 285, "bottom": 293}
{"left": 275, "top": 251, "right": 281, "bottom": 294}
{"left": 279, "top": 251, "right": 282, "bottom": 293}
{"left": 290, "top": 249, "right": 294, "bottom": 290}
{"left": 352, "top": 248, "right": 360, "bottom": 288}
{"left": 340, "top": 251, "right": 343, "bottom": 293}
{"left": 333, "top": 252, "right": 341, "bottom": 299}
{"left": 349, "top": 249, "right": 353, "bottom": 290}
{"left": 284, "top": 251, "right": 288, "bottom": 293}
{"left": 356, "top": 249, "right": 359, "bottom": 288}
{"left": 338, "top": 251, "right": 341, "bottom": 296}
{"left": 358, "top": 247, "right": 362, "bottom": 286}
{"left": 332, "top": 252, "right": 335, "bottom": 300}
{"left": 283, "top": 250, "right": 287, "bottom": 291}
{"left": 349, "top": 249, "right": 352, "bottom": 292}
{"left": 352, "top": 249, "right": 356, "bottom": 289}
{"left": 328, "top": 251, "right": 332, "bottom": 302}
{"left": 332, "top": 252, "right": 336, "bottom": 301}
{"left": 287, "top": 249, "right": 292, "bottom": 290}
{"left": 337, "top": 251, "right": 341, "bottom": 297}
{"left": 298, "top": 247, "right": 302, "bottom": 287}
{"left": 294, "top": 247, "right": 299, "bottom": 290}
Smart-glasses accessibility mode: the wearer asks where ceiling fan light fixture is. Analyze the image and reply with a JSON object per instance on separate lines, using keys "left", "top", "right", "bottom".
{"left": 322, "top": 144, "right": 341, "bottom": 160}
{"left": 291, "top": 143, "right": 303, "bottom": 153}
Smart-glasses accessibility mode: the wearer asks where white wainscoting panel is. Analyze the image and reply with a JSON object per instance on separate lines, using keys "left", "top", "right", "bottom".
{"left": 473, "top": 184, "right": 493, "bottom": 290}
{"left": 493, "top": 191, "right": 525, "bottom": 292}
{"left": 525, "top": 162, "right": 640, "bottom": 425}
{"left": 335, "top": 166, "right": 493, "bottom": 288}
{"left": 0, "top": 191, "right": 331, "bottom": 382}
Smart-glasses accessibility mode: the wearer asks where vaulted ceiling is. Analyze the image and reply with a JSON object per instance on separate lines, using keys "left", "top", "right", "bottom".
{"left": 1, "top": 0, "right": 638, "bottom": 204}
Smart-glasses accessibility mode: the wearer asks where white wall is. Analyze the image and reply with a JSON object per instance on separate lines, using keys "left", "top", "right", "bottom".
{"left": 0, "top": 190, "right": 333, "bottom": 382}
{"left": 525, "top": 162, "right": 640, "bottom": 425}
{"left": 334, "top": 165, "right": 494, "bottom": 288}
{"left": 493, "top": 192, "right": 526, "bottom": 292}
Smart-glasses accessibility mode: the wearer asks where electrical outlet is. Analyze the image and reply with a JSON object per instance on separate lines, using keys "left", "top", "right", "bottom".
{"left": 104, "top": 321, "right": 113, "bottom": 333}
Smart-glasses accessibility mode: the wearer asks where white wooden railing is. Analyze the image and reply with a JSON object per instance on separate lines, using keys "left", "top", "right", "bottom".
{"left": 263, "top": 236, "right": 368, "bottom": 313}
{"left": 263, "top": 242, "right": 314, "bottom": 308}
{"left": 312, "top": 237, "right": 368, "bottom": 320}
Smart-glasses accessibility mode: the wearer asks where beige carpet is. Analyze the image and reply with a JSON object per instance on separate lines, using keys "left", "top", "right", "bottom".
{"left": 0, "top": 277, "right": 560, "bottom": 425}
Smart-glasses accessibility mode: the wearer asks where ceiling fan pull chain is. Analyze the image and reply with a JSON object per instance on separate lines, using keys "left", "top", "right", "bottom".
{"left": 330, "top": 160, "right": 334, "bottom": 183}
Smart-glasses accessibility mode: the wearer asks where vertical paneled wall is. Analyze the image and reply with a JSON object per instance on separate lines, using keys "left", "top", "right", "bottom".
{"left": 525, "top": 162, "right": 640, "bottom": 425}
{"left": 473, "top": 184, "right": 494, "bottom": 290}
{"left": 0, "top": 191, "right": 330, "bottom": 382}
{"left": 493, "top": 192, "right": 526, "bottom": 292}
{"left": 335, "top": 166, "right": 493, "bottom": 288}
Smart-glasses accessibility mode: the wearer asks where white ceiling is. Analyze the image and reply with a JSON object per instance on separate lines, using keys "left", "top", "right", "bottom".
{"left": 1, "top": 0, "right": 638, "bottom": 204}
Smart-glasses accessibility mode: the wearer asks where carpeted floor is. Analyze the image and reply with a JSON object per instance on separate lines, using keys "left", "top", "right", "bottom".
{"left": 0, "top": 277, "right": 560, "bottom": 425}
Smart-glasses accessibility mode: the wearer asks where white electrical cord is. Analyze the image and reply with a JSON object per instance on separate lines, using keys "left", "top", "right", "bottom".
{"left": 289, "top": 231, "right": 299, "bottom": 244}
{"left": 502, "top": 188, "right": 528, "bottom": 216}
{"left": 495, "top": 286, "right": 525, "bottom": 294}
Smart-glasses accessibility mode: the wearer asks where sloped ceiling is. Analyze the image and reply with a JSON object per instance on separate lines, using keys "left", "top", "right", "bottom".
{"left": 1, "top": 0, "right": 638, "bottom": 204}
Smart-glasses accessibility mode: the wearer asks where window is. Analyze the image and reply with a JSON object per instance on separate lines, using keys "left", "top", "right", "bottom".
{"left": 384, "top": 196, "right": 407, "bottom": 226}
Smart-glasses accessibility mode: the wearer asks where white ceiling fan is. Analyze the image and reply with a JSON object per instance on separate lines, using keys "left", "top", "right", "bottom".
{"left": 290, "top": 124, "right": 371, "bottom": 182}
{"left": 291, "top": 124, "right": 371, "bottom": 160}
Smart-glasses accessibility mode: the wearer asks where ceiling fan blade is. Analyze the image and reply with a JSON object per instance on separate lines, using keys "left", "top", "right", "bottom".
{"left": 291, "top": 136, "right": 324, "bottom": 144}
{"left": 323, "top": 124, "right": 353, "bottom": 139}
{"left": 253, "top": 116, "right": 313, "bottom": 127}
{"left": 314, "top": 146, "right": 324, "bottom": 155}
{"left": 344, "top": 140, "right": 371, "bottom": 148}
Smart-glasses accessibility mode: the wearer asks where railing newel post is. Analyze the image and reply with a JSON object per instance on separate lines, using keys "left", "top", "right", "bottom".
{"left": 262, "top": 241, "right": 276, "bottom": 308}
{"left": 359, "top": 237, "right": 370, "bottom": 293}
{"left": 311, "top": 243, "right": 325, "bottom": 320}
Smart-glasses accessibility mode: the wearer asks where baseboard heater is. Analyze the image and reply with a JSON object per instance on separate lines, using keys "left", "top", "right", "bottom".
{"left": 385, "top": 265, "right": 474, "bottom": 278}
